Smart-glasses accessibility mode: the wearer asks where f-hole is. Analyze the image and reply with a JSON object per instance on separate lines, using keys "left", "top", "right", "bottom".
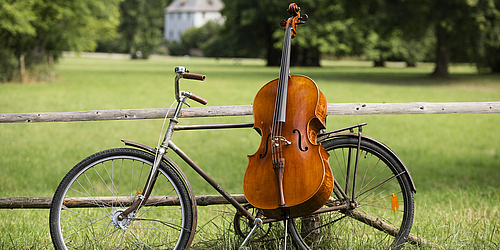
{"left": 259, "top": 133, "right": 272, "bottom": 158}
{"left": 293, "top": 129, "right": 308, "bottom": 152}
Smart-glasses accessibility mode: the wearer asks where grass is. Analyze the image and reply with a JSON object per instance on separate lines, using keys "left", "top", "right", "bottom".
{"left": 0, "top": 55, "right": 499, "bottom": 249}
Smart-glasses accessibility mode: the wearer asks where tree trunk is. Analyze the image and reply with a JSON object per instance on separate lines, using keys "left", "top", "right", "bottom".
{"left": 373, "top": 60, "right": 385, "bottom": 67}
{"left": 491, "top": 50, "right": 500, "bottom": 73}
{"left": 432, "top": 24, "right": 450, "bottom": 77}
{"left": 266, "top": 45, "right": 281, "bottom": 67}
{"left": 48, "top": 55, "right": 55, "bottom": 81}
{"left": 291, "top": 46, "right": 321, "bottom": 67}
{"left": 267, "top": 38, "right": 321, "bottom": 67}
{"left": 265, "top": 23, "right": 281, "bottom": 67}
{"left": 406, "top": 61, "right": 417, "bottom": 67}
{"left": 492, "top": 61, "right": 500, "bottom": 73}
{"left": 20, "top": 55, "right": 26, "bottom": 83}
{"left": 373, "top": 56, "right": 385, "bottom": 67}
{"left": 300, "top": 46, "right": 320, "bottom": 67}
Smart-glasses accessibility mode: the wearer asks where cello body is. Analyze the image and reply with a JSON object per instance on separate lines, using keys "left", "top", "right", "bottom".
{"left": 243, "top": 75, "right": 333, "bottom": 219}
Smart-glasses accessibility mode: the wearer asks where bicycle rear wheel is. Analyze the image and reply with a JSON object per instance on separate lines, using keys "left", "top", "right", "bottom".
{"left": 289, "top": 136, "right": 415, "bottom": 250}
{"left": 49, "top": 148, "right": 195, "bottom": 250}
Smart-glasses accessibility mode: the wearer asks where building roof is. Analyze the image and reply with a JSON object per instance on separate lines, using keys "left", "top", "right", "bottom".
{"left": 165, "top": 0, "right": 224, "bottom": 13}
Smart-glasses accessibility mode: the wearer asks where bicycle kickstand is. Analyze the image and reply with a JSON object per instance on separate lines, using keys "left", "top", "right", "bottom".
{"left": 239, "top": 218, "right": 263, "bottom": 250}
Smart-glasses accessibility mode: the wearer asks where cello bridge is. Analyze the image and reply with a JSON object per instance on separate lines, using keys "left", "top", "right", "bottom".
{"left": 271, "top": 136, "right": 291, "bottom": 147}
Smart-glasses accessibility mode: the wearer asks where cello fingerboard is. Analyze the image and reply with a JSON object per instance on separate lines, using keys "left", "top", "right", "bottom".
{"left": 273, "top": 26, "right": 293, "bottom": 124}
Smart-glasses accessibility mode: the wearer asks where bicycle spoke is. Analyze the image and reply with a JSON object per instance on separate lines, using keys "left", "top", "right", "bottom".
{"left": 61, "top": 213, "right": 109, "bottom": 229}
{"left": 66, "top": 218, "right": 117, "bottom": 248}
{"left": 77, "top": 177, "right": 113, "bottom": 216}
{"left": 356, "top": 173, "right": 403, "bottom": 203}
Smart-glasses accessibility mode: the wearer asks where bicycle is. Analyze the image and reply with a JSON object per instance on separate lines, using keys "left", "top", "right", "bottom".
{"left": 49, "top": 66, "right": 416, "bottom": 249}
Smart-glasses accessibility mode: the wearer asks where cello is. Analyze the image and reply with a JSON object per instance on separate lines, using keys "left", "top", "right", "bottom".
{"left": 243, "top": 3, "right": 333, "bottom": 220}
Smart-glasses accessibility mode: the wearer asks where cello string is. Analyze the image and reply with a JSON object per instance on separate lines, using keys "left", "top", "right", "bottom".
{"left": 270, "top": 23, "right": 292, "bottom": 209}
{"left": 273, "top": 26, "right": 288, "bottom": 164}
{"left": 276, "top": 26, "right": 292, "bottom": 208}
{"left": 278, "top": 26, "right": 292, "bottom": 164}
{"left": 273, "top": 26, "right": 290, "bottom": 167}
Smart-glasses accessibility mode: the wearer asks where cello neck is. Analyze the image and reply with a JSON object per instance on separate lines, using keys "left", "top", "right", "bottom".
{"left": 273, "top": 26, "right": 293, "bottom": 124}
{"left": 273, "top": 3, "right": 304, "bottom": 125}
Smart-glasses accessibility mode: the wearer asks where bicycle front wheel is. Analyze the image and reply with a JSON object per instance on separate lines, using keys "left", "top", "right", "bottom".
{"left": 289, "top": 136, "right": 415, "bottom": 250}
{"left": 49, "top": 148, "right": 195, "bottom": 250}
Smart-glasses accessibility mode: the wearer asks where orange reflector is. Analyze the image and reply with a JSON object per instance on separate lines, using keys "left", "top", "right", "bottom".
{"left": 391, "top": 193, "right": 399, "bottom": 211}
{"left": 136, "top": 189, "right": 143, "bottom": 195}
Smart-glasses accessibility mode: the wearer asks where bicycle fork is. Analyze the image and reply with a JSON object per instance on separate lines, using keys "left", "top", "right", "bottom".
{"left": 118, "top": 66, "right": 194, "bottom": 221}
{"left": 117, "top": 91, "right": 185, "bottom": 221}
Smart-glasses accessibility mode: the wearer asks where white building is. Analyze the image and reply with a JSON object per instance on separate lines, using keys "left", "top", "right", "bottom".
{"left": 164, "top": 0, "right": 224, "bottom": 43}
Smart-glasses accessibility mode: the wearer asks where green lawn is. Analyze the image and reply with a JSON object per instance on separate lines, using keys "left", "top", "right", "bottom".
{"left": 1, "top": 55, "right": 499, "bottom": 249}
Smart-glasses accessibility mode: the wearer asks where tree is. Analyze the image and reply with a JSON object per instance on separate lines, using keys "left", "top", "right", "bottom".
{"left": 166, "top": 21, "right": 223, "bottom": 57}
{"left": 283, "top": 0, "right": 360, "bottom": 66}
{"left": 344, "top": 0, "right": 500, "bottom": 76}
{"left": 218, "top": 0, "right": 281, "bottom": 65}
{"left": 219, "top": 0, "right": 360, "bottom": 66}
{"left": 0, "top": 0, "right": 36, "bottom": 81}
{"left": 359, "top": 29, "right": 435, "bottom": 67}
{"left": 472, "top": 0, "right": 500, "bottom": 73}
{"left": 117, "top": 0, "right": 171, "bottom": 59}
{"left": 0, "top": 0, "right": 121, "bottom": 82}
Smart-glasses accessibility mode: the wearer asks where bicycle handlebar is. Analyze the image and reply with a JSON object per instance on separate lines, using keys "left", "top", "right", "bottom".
{"left": 182, "top": 72, "right": 207, "bottom": 105}
{"left": 187, "top": 92, "right": 208, "bottom": 105}
{"left": 183, "top": 73, "right": 205, "bottom": 81}
{"left": 174, "top": 67, "right": 208, "bottom": 105}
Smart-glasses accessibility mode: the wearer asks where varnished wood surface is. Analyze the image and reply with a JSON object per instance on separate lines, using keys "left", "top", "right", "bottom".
{"left": 244, "top": 75, "right": 333, "bottom": 219}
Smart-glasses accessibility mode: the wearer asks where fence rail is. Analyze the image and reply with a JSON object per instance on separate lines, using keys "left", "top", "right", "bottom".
{"left": 1, "top": 102, "right": 499, "bottom": 123}
{"left": 0, "top": 195, "right": 247, "bottom": 209}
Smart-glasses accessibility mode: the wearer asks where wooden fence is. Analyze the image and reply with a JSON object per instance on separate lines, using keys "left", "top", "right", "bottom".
{"left": 1, "top": 101, "right": 499, "bottom": 208}
{"left": 2, "top": 102, "right": 497, "bottom": 247}
{"left": 1, "top": 101, "right": 498, "bottom": 208}
{"left": 1, "top": 102, "right": 499, "bottom": 123}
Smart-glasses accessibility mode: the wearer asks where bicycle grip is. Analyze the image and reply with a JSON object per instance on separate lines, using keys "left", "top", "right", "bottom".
{"left": 188, "top": 93, "right": 208, "bottom": 105}
{"left": 183, "top": 73, "right": 206, "bottom": 81}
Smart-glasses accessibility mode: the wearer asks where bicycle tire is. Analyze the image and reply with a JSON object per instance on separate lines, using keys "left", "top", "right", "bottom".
{"left": 288, "top": 136, "right": 415, "bottom": 250}
{"left": 49, "top": 148, "right": 195, "bottom": 250}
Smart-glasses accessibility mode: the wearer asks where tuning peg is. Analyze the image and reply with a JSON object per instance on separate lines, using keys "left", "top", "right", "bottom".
{"left": 280, "top": 19, "right": 287, "bottom": 27}
{"left": 296, "top": 14, "right": 308, "bottom": 25}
